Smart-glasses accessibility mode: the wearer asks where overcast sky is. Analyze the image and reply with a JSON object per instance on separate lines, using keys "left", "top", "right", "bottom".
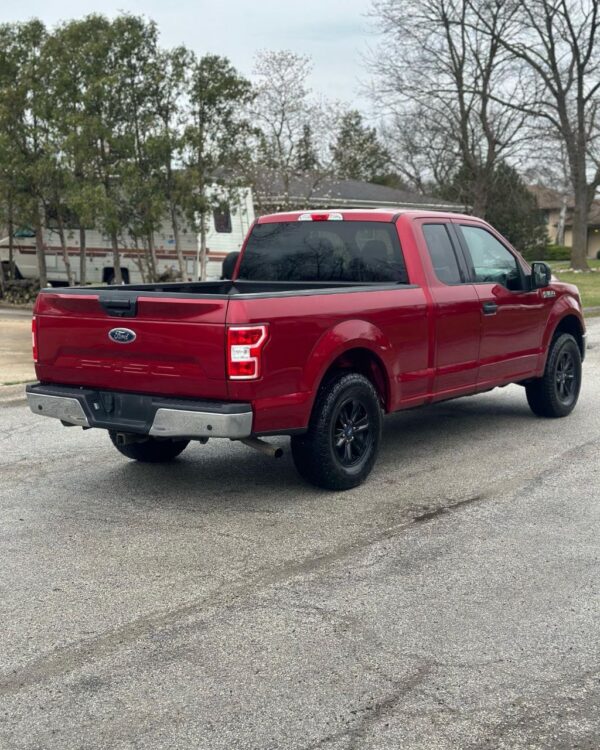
{"left": 3, "top": 0, "right": 377, "bottom": 107}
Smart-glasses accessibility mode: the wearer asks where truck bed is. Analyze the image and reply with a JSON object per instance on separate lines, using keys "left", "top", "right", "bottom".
{"left": 33, "top": 279, "right": 415, "bottom": 403}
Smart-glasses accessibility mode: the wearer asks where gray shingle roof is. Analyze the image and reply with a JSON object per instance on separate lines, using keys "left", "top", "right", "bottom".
{"left": 253, "top": 173, "right": 464, "bottom": 211}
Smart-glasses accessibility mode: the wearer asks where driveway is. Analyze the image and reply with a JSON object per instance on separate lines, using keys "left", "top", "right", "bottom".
{"left": 0, "top": 318, "right": 599, "bottom": 749}
{"left": 0, "top": 307, "right": 34, "bottom": 384}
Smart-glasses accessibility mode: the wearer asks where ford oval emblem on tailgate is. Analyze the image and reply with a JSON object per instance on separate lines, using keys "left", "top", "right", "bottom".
{"left": 108, "top": 328, "right": 137, "bottom": 344}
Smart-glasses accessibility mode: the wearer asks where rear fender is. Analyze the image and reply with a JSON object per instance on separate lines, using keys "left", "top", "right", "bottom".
{"left": 302, "top": 320, "right": 394, "bottom": 412}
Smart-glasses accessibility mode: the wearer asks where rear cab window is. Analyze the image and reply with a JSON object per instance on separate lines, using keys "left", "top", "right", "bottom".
{"left": 422, "top": 224, "right": 465, "bottom": 285}
{"left": 238, "top": 221, "right": 408, "bottom": 283}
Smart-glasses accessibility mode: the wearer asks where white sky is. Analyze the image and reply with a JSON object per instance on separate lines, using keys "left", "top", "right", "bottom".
{"left": 2, "top": 0, "right": 377, "bottom": 108}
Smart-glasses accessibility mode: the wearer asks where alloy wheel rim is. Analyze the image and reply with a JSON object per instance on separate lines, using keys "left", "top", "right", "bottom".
{"left": 555, "top": 350, "right": 576, "bottom": 403}
{"left": 332, "top": 397, "right": 372, "bottom": 467}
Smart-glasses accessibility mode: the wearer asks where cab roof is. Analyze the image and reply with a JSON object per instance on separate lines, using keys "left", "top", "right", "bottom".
{"left": 256, "top": 208, "right": 476, "bottom": 223}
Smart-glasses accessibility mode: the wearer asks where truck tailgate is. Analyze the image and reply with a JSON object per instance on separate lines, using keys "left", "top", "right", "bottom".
{"left": 34, "top": 291, "right": 229, "bottom": 399}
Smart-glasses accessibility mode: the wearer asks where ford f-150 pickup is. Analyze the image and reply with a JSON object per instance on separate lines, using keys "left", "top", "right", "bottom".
{"left": 26, "top": 209, "right": 586, "bottom": 489}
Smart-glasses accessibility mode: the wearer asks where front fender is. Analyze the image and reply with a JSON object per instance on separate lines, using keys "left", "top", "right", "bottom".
{"left": 302, "top": 319, "right": 394, "bottom": 407}
{"left": 540, "top": 295, "right": 585, "bottom": 369}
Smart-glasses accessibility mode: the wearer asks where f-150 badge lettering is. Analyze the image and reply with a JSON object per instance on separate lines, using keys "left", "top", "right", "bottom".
{"left": 108, "top": 328, "right": 137, "bottom": 343}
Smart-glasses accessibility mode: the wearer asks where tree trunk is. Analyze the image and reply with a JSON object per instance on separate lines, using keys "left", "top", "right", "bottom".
{"left": 56, "top": 210, "right": 74, "bottom": 286}
{"left": 199, "top": 214, "right": 208, "bottom": 281}
{"left": 557, "top": 196, "right": 567, "bottom": 246}
{"left": 0, "top": 250, "right": 6, "bottom": 295}
{"left": 34, "top": 205, "right": 48, "bottom": 289}
{"left": 79, "top": 227, "right": 87, "bottom": 286}
{"left": 470, "top": 174, "right": 488, "bottom": 218}
{"left": 110, "top": 230, "right": 123, "bottom": 284}
{"left": 570, "top": 186, "right": 591, "bottom": 271}
{"left": 147, "top": 232, "right": 158, "bottom": 282}
{"left": 170, "top": 201, "right": 185, "bottom": 280}
{"left": 8, "top": 201, "right": 15, "bottom": 280}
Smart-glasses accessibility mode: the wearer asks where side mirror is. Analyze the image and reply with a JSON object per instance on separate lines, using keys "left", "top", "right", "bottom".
{"left": 221, "top": 251, "right": 240, "bottom": 280}
{"left": 531, "top": 261, "right": 552, "bottom": 289}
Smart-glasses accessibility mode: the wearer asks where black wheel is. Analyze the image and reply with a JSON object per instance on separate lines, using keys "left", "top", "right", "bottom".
{"left": 526, "top": 333, "right": 582, "bottom": 418}
{"left": 109, "top": 432, "right": 189, "bottom": 462}
{"left": 291, "top": 372, "right": 382, "bottom": 490}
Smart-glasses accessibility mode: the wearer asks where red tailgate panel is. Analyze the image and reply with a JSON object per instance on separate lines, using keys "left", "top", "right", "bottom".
{"left": 34, "top": 293, "right": 229, "bottom": 399}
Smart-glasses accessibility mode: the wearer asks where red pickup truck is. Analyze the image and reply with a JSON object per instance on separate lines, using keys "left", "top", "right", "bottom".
{"left": 27, "top": 209, "right": 585, "bottom": 489}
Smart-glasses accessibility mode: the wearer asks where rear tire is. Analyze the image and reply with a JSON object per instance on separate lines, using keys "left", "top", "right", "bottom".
{"left": 526, "top": 333, "right": 582, "bottom": 418}
{"left": 291, "top": 372, "right": 382, "bottom": 490}
{"left": 109, "top": 432, "right": 189, "bottom": 462}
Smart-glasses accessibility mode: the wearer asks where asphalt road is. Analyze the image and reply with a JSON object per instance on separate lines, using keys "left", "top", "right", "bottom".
{"left": 0, "top": 307, "right": 32, "bottom": 319}
{"left": 1, "top": 319, "right": 599, "bottom": 750}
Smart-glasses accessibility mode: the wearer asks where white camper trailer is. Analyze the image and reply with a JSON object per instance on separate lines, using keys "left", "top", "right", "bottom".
{"left": 0, "top": 188, "right": 254, "bottom": 285}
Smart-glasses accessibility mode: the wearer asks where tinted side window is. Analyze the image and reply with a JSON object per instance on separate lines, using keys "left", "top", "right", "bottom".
{"left": 422, "top": 224, "right": 463, "bottom": 284}
{"left": 238, "top": 221, "right": 408, "bottom": 283}
{"left": 459, "top": 225, "right": 522, "bottom": 290}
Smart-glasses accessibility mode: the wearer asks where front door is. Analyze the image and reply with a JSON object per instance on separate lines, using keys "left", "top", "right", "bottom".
{"left": 453, "top": 222, "right": 549, "bottom": 386}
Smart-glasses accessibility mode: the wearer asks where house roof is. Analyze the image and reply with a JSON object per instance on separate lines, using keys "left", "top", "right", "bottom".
{"left": 586, "top": 202, "right": 600, "bottom": 226}
{"left": 528, "top": 183, "right": 600, "bottom": 226}
{"left": 527, "top": 184, "right": 573, "bottom": 210}
{"left": 253, "top": 173, "right": 464, "bottom": 212}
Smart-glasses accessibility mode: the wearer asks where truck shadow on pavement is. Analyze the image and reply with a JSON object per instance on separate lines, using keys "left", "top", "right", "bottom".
{"left": 103, "top": 391, "right": 546, "bottom": 508}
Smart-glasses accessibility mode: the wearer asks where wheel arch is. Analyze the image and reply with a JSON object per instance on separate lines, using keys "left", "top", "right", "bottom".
{"left": 303, "top": 320, "right": 394, "bottom": 414}
{"left": 543, "top": 310, "right": 586, "bottom": 365}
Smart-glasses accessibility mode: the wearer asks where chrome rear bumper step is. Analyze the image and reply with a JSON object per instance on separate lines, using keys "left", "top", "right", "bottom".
{"left": 26, "top": 384, "right": 253, "bottom": 439}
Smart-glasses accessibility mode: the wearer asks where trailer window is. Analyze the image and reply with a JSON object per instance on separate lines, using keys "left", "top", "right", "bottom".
{"left": 214, "top": 206, "right": 232, "bottom": 233}
{"left": 238, "top": 221, "right": 407, "bottom": 283}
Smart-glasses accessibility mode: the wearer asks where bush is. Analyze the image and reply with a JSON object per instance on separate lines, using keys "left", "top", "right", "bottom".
{"left": 0, "top": 279, "right": 40, "bottom": 305}
{"left": 521, "top": 244, "right": 571, "bottom": 262}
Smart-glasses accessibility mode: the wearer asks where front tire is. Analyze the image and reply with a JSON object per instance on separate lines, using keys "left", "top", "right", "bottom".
{"left": 526, "top": 333, "right": 582, "bottom": 418}
{"left": 109, "top": 432, "right": 190, "bottom": 462}
{"left": 291, "top": 372, "right": 382, "bottom": 490}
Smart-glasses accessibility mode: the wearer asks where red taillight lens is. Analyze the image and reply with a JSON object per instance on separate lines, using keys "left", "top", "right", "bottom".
{"left": 227, "top": 325, "right": 268, "bottom": 380}
{"left": 32, "top": 316, "right": 38, "bottom": 363}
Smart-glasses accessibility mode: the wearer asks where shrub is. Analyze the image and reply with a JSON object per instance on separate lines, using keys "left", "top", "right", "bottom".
{"left": 0, "top": 280, "right": 40, "bottom": 305}
{"left": 521, "top": 244, "right": 571, "bottom": 262}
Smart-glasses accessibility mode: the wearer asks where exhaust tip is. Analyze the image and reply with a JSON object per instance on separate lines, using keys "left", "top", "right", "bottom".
{"left": 240, "top": 437, "right": 284, "bottom": 459}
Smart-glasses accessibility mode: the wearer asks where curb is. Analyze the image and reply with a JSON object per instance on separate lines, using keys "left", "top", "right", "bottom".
{"left": 0, "top": 383, "right": 31, "bottom": 407}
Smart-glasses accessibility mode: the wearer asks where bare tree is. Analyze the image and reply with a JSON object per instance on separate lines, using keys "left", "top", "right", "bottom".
{"left": 467, "top": 0, "right": 600, "bottom": 270}
{"left": 369, "top": 0, "right": 529, "bottom": 215}
{"left": 248, "top": 50, "right": 342, "bottom": 211}
{"left": 379, "top": 107, "right": 459, "bottom": 194}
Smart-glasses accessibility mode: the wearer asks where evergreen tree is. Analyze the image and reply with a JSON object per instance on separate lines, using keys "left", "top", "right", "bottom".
{"left": 183, "top": 54, "right": 253, "bottom": 279}
{"left": 295, "top": 125, "right": 319, "bottom": 172}
{"left": 484, "top": 163, "right": 547, "bottom": 254}
{"left": 331, "top": 110, "right": 389, "bottom": 182}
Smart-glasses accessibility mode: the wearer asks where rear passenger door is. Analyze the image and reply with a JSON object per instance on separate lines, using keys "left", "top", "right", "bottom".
{"left": 417, "top": 220, "right": 481, "bottom": 398}
{"left": 454, "top": 222, "right": 548, "bottom": 384}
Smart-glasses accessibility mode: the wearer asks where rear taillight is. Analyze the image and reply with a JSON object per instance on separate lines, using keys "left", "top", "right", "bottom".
{"left": 227, "top": 325, "right": 268, "bottom": 380}
{"left": 32, "top": 316, "right": 38, "bottom": 363}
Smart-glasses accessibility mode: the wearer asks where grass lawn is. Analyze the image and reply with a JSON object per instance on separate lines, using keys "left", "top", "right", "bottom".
{"left": 546, "top": 259, "right": 600, "bottom": 309}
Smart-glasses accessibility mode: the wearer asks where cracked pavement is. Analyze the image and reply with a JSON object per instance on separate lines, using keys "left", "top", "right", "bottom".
{"left": 0, "top": 317, "right": 599, "bottom": 749}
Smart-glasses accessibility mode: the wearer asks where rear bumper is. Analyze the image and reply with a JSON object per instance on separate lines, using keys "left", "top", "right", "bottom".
{"left": 26, "top": 383, "right": 253, "bottom": 439}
